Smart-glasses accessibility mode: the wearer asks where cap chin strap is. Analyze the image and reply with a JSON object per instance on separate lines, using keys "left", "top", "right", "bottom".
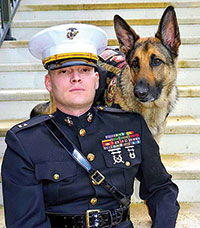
{"left": 46, "top": 60, "right": 97, "bottom": 71}
{"left": 43, "top": 52, "right": 99, "bottom": 65}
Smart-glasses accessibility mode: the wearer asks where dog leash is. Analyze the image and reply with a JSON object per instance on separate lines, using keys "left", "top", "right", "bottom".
{"left": 44, "top": 118, "right": 130, "bottom": 208}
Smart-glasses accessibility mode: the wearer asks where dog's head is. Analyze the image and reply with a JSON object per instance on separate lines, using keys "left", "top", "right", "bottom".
{"left": 114, "top": 6, "right": 181, "bottom": 103}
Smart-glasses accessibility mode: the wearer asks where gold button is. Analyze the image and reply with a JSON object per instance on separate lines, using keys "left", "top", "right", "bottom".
{"left": 99, "top": 106, "right": 104, "bottom": 110}
{"left": 87, "top": 153, "right": 95, "bottom": 161}
{"left": 79, "top": 129, "right": 86, "bottom": 136}
{"left": 125, "top": 161, "right": 131, "bottom": 167}
{"left": 53, "top": 174, "right": 60, "bottom": 180}
{"left": 90, "top": 197, "right": 98, "bottom": 205}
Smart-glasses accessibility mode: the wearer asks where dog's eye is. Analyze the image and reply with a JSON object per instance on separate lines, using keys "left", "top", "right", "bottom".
{"left": 131, "top": 58, "right": 139, "bottom": 69}
{"left": 152, "top": 57, "right": 163, "bottom": 66}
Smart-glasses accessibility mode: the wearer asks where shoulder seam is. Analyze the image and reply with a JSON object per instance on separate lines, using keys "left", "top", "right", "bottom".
{"left": 96, "top": 106, "right": 128, "bottom": 113}
{"left": 11, "top": 114, "right": 52, "bottom": 133}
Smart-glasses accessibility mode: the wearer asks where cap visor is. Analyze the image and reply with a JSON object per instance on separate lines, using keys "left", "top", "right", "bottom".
{"left": 48, "top": 60, "right": 97, "bottom": 71}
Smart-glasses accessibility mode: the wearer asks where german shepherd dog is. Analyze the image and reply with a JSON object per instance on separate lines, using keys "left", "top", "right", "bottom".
{"left": 30, "top": 6, "right": 181, "bottom": 143}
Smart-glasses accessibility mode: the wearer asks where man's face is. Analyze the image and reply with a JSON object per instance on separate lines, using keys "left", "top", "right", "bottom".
{"left": 45, "top": 65, "right": 99, "bottom": 114}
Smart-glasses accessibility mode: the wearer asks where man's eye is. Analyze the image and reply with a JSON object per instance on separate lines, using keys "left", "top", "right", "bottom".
{"left": 58, "top": 70, "right": 67, "bottom": 74}
{"left": 82, "top": 68, "right": 89, "bottom": 72}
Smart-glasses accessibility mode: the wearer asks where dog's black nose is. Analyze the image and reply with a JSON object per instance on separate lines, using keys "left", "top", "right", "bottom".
{"left": 134, "top": 79, "right": 149, "bottom": 100}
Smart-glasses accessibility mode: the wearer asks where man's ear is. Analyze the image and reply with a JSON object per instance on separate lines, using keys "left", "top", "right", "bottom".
{"left": 45, "top": 74, "right": 52, "bottom": 92}
{"left": 95, "top": 72, "right": 100, "bottom": 90}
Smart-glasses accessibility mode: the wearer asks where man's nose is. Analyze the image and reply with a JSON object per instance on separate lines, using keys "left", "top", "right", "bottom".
{"left": 71, "top": 71, "right": 81, "bottom": 83}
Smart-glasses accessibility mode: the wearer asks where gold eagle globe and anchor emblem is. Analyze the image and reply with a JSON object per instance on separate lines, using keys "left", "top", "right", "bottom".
{"left": 66, "top": 27, "right": 79, "bottom": 39}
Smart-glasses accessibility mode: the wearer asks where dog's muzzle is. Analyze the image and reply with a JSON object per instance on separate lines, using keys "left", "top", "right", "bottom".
{"left": 134, "top": 79, "right": 161, "bottom": 102}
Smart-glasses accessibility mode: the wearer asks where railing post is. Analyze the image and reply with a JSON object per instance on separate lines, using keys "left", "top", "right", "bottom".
{"left": 0, "top": 0, "right": 20, "bottom": 46}
{"left": 2, "top": 0, "right": 16, "bottom": 40}
{"left": 1, "top": 0, "right": 11, "bottom": 26}
{"left": 1, "top": 0, "right": 16, "bottom": 41}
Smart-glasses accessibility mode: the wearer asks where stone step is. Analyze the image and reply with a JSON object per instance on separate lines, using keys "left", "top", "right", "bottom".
{"left": 18, "top": 0, "right": 200, "bottom": 6}
{"left": 171, "top": 97, "right": 200, "bottom": 117}
{"left": 11, "top": 24, "right": 200, "bottom": 40}
{"left": 0, "top": 101, "right": 44, "bottom": 120}
{"left": 18, "top": 0, "right": 200, "bottom": 9}
{"left": 159, "top": 133, "right": 200, "bottom": 154}
{"left": 0, "top": 89, "right": 49, "bottom": 101}
{"left": 166, "top": 116, "right": 200, "bottom": 134}
{"left": 0, "top": 71, "right": 46, "bottom": 89}
{"left": 161, "top": 154, "right": 200, "bottom": 180}
{"left": 0, "top": 116, "right": 200, "bottom": 137}
{"left": 1, "top": 44, "right": 199, "bottom": 64}
{"left": 11, "top": 18, "right": 200, "bottom": 28}
{"left": 14, "top": 8, "right": 200, "bottom": 21}
{"left": 0, "top": 202, "right": 199, "bottom": 228}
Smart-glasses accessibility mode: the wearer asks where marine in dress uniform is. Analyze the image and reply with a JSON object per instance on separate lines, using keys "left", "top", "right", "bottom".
{"left": 2, "top": 24, "right": 180, "bottom": 228}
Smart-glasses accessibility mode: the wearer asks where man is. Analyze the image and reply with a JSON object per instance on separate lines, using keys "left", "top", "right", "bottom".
{"left": 2, "top": 24, "right": 180, "bottom": 228}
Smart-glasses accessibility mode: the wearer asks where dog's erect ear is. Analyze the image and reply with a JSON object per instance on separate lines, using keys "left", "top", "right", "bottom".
{"left": 114, "top": 15, "right": 140, "bottom": 55}
{"left": 155, "top": 6, "right": 181, "bottom": 56}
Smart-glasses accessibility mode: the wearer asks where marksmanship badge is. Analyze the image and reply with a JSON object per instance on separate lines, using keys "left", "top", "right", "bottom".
{"left": 108, "top": 148, "right": 124, "bottom": 164}
{"left": 66, "top": 27, "right": 79, "bottom": 39}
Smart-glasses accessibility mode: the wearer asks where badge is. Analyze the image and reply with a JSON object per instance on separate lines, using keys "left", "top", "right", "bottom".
{"left": 66, "top": 27, "right": 79, "bottom": 39}
{"left": 125, "top": 145, "right": 136, "bottom": 159}
{"left": 108, "top": 148, "right": 124, "bottom": 164}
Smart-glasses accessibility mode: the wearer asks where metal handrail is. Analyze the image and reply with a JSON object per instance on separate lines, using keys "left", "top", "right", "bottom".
{"left": 0, "top": 0, "right": 21, "bottom": 47}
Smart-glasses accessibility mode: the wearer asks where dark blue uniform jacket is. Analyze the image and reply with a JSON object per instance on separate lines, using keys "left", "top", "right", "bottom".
{"left": 2, "top": 107, "right": 180, "bottom": 228}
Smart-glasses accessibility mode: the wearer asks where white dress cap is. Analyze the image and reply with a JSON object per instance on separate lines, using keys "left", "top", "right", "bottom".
{"left": 28, "top": 23, "right": 108, "bottom": 67}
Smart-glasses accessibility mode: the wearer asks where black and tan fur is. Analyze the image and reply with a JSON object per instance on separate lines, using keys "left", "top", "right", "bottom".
{"left": 111, "top": 6, "right": 181, "bottom": 142}
{"left": 30, "top": 6, "right": 181, "bottom": 143}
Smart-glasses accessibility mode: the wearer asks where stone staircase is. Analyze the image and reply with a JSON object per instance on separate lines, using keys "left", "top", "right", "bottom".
{"left": 0, "top": 0, "right": 200, "bottom": 227}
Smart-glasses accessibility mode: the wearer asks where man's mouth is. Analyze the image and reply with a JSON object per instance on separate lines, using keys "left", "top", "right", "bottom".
{"left": 69, "top": 88, "right": 85, "bottom": 92}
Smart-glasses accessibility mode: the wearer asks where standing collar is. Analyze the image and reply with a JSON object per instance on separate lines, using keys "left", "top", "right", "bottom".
{"left": 53, "top": 107, "right": 96, "bottom": 128}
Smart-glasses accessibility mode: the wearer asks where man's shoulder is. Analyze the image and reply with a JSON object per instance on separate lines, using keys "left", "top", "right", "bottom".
{"left": 96, "top": 106, "right": 127, "bottom": 113}
{"left": 10, "top": 114, "right": 52, "bottom": 134}
{"left": 96, "top": 106, "right": 141, "bottom": 117}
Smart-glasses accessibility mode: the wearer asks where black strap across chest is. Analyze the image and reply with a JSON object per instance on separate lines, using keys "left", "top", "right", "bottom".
{"left": 44, "top": 118, "right": 130, "bottom": 208}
